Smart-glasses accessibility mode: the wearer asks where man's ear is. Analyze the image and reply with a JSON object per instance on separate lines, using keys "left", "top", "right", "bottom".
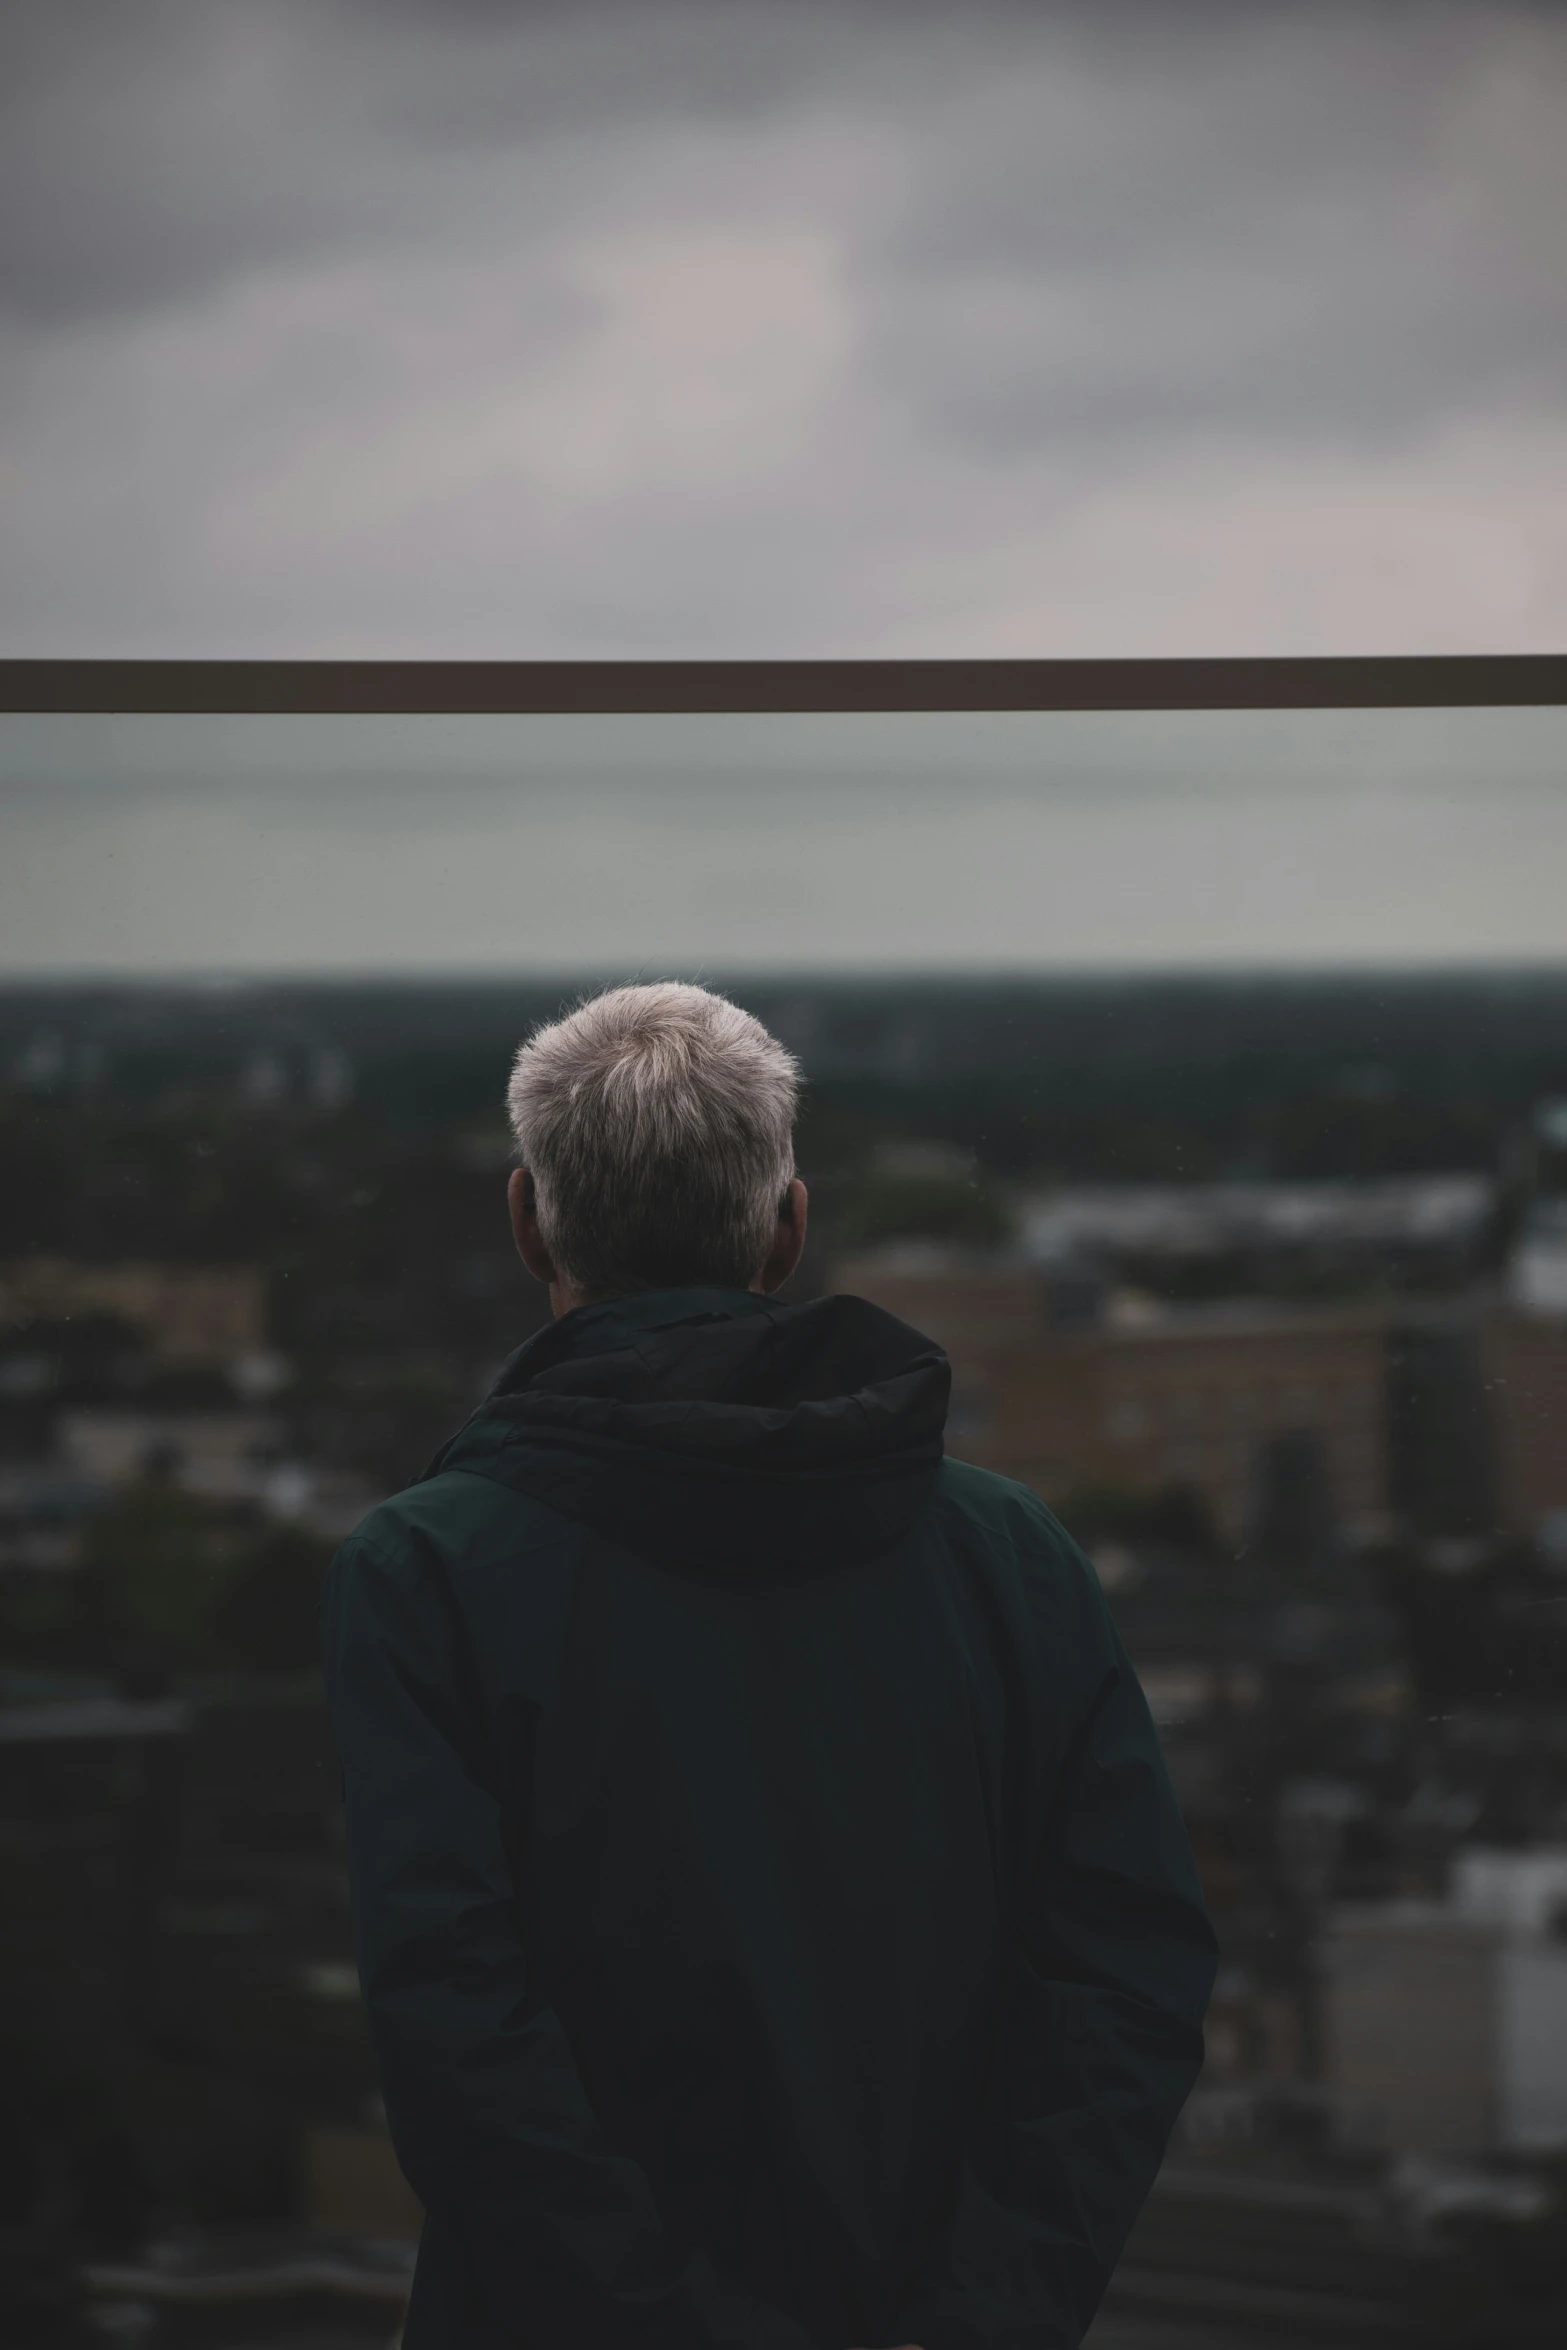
{"left": 755, "top": 1177, "right": 808, "bottom": 1294}
{"left": 508, "top": 1167, "right": 558, "bottom": 1287}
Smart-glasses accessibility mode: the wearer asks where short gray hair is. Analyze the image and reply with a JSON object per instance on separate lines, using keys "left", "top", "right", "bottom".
{"left": 506, "top": 983, "right": 801, "bottom": 1297}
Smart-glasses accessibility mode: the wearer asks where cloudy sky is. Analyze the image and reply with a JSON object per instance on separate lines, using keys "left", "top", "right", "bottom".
{"left": 3, "top": 707, "right": 1563, "bottom": 973}
{"left": 3, "top": 0, "right": 1567, "bottom": 657}
{"left": 3, "top": 5, "right": 1563, "bottom": 976}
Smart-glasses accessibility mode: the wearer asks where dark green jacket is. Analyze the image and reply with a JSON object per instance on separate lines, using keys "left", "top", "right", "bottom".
{"left": 323, "top": 1287, "right": 1215, "bottom": 2350}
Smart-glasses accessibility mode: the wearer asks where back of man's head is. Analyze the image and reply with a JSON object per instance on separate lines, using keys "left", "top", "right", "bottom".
{"left": 506, "top": 983, "right": 801, "bottom": 1299}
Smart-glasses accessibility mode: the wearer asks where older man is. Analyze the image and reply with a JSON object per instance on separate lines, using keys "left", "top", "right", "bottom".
{"left": 323, "top": 982, "right": 1215, "bottom": 2350}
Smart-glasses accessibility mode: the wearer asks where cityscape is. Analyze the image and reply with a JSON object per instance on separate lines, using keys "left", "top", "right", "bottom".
{"left": 2, "top": 971, "right": 1566, "bottom": 2344}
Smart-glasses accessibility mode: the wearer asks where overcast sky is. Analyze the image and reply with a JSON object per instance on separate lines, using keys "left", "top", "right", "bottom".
{"left": 3, "top": 0, "right": 1567, "bottom": 656}
{"left": 3, "top": 707, "right": 1563, "bottom": 974}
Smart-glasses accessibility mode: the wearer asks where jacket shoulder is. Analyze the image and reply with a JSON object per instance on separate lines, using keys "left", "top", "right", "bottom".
{"left": 341, "top": 1467, "right": 514, "bottom": 1558}
{"left": 934, "top": 1455, "right": 1083, "bottom": 1561}
{"left": 326, "top": 1470, "right": 584, "bottom": 1714}
{"left": 932, "top": 1456, "right": 1113, "bottom": 1655}
{"left": 336, "top": 1466, "right": 582, "bottom": 1588}
{"left": 343, "top": 1457, "right": 570, "bottom": 1550}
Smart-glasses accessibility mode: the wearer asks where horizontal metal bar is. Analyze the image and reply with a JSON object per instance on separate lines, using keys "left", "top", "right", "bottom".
{"left": 2, "top": 654, "right": 1564, "bottom": 713}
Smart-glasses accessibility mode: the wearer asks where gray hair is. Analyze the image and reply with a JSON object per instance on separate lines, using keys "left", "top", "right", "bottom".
{"left": 505, "top": 983, "right": 801, "bottom": 1297}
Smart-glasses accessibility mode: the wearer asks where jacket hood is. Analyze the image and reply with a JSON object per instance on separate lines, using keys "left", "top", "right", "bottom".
{"left": 421, "top": 1288, "right": 950, "bottom": 1580}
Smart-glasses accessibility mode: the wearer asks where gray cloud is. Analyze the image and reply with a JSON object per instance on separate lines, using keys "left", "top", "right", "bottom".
{"left": 0, "top": 1, "right": 1564, "bottom": 654}
{"left": 864, "top": 7, "right": 1567, "bottom": 455}
{"left": 0, "top": 1, "right": 835, "bottom": 324}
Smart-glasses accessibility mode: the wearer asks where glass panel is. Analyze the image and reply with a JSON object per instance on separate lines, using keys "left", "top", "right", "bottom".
{"left": 1, "top": 705, "right": 1563, "bottom": 971}
{"left": 3, "top": 701, "right": 1565, "bottom": 2336}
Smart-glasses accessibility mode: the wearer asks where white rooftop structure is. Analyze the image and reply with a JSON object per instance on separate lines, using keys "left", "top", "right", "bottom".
{"left": 1022, "top": 1174, "right": 1494, "bottom": 1265}
{"left": 1452, "top": 1846, "right": 1567, "bottom": 1936}
{"left": 1327, "top": 1847, "right": 1567, "bottom": 2155}
{"left": 1508, "top": 1199, "right": 1567, "bottom": 1318}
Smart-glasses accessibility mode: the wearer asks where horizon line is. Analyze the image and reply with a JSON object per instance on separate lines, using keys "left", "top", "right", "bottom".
{"left": 3, "top": 960, "right": 1567, "bottom": 991}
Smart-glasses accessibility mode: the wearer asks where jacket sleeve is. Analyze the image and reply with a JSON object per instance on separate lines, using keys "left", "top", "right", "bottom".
{"left": 890, "top": 1528, "right": 1218, "bottom": 2350}
{"left": 322, "top": 1525, "right": 816, "bottom": 2350}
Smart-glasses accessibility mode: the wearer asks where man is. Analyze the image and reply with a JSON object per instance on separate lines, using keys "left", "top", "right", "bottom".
{"left": 323, "top": 982, "right": 1216, "bottom": 2350}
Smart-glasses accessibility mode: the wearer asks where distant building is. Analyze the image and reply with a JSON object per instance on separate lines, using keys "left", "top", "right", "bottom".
{"left": 1508, "top": 1199, "right": 1567, "bottom": 1318}
{"left": 1480, "top": 1312, "right": 1567, "bottom": 1546}
{"left": 0, "top": 1465, "right": 106, "bottom": 1571}
{"left": 836, "top": 1250, "right": 1567, "bottom": 1546}
{"left": 0, "top": 1258, "right": 267, "bottom": 1364}
{"left": 56, "top": 1410, "right": 282, "bottom": 1500}
{"left": 1087, "top": 1308, "right": 1390, "bottom": 1542}
{"left": 837, "top": 1249, "right": 1389, "bottom": 1541}
{"left": 1325, "top": 1849, "right": 1567, "bottom": 2154}
{"left": 50, "top": 1411, "right": 374, "bottom": 1535}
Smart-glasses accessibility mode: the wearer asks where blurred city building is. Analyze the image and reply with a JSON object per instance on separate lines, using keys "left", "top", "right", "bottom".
{"left": 0, "top": 1678, "right": 414, "bottom": 2341}
{"left": 836, "top": 1235, "right": 1567, "bottom": 1550}
{"left": 1022, "top": 1173, "right": 1496, "bottom": 1289}
{"left": 1326, "top": 1848, "right": 1567, "bottom": 2155}
{"left": 1509, "top": 1197, "right": 1567, "bottom": 1317}
{"left": 0, "top": 1259, "right": 266, "bottom": 1366}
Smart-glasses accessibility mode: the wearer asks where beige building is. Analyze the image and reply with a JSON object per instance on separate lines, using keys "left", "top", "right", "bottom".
{"left": 56, "top": 1411, "right": 280, "bottom": 1497}
{"left": 0, "top": 1258, "right": 267, "bottom": 1364}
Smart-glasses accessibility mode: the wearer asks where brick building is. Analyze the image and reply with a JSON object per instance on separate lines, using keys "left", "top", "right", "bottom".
{"left": 1482, "top": 1313, "right": 1567, "bottom": 1541}
{"left": 835, "top": 1250, "right": 1565, "bottom": 1545}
